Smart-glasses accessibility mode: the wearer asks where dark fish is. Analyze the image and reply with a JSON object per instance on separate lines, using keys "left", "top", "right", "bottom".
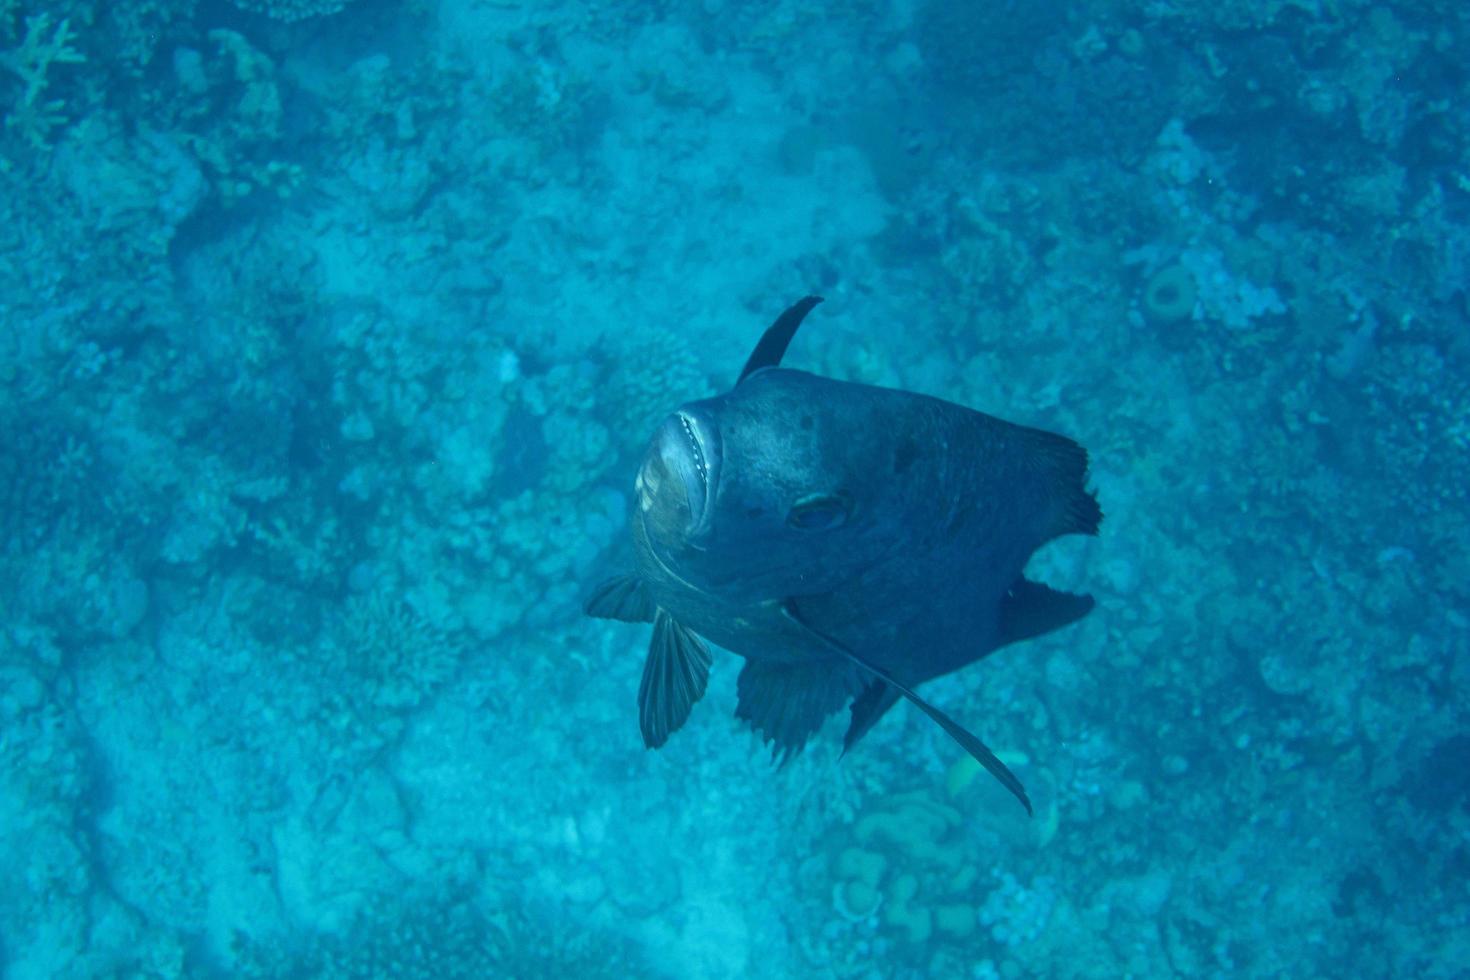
{"left": 586, "top": 297, "right": 1101, "bottom": 813}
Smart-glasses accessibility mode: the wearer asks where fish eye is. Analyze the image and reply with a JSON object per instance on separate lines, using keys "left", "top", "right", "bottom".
{"left": 786, "top": 492, "right": 851, "bottom": 531}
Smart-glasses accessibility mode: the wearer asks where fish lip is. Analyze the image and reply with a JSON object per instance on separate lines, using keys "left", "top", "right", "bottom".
{"left": 675, "top": 408, "right": 720, "bottom": 541}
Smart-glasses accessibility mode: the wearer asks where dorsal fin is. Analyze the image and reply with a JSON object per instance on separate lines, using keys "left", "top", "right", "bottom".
{"left": 736, "top": 296, "right": 823, "bottom": 384}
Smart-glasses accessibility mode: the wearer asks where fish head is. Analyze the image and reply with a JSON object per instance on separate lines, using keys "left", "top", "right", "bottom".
{"left": 636, "top": 369, "right": 900, "bottom": 601}
{"left": 636, "top": 407, "right": 722, "bottom": 553}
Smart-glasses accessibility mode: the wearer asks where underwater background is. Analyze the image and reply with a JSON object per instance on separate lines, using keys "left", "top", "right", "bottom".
{"left": 1, "top": 0, "right": 1466, "bottom": 977}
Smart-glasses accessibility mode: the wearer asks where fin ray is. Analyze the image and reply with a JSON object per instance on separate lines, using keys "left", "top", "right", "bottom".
{"left": 1013, "top": 424, "right": 1102, "bottom": 540}
{"left": 638, "top": 611, "right": 712, "bottom": 748}
{"left": 735, "top": 657, "right": 863, "bottom": 764}
{"left": 585, "top": 574, "right": 657, "bottom": 623}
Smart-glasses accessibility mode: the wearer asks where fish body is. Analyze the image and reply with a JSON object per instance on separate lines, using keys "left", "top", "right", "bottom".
{"left": 587, "top": 298, "right": 1100, "bottom": 811}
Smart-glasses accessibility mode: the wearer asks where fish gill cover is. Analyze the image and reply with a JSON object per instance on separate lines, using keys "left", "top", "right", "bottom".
{"left": 0, "top": 0, "right": 1466, "bottom": 978}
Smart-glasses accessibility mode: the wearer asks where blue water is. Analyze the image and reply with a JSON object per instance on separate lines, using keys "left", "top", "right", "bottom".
{"left": 2, "top": 0, "right": 1466, "bottom": 977}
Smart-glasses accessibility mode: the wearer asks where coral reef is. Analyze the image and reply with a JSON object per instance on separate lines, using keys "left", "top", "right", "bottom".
{"left": 0, "top": 0, "right": 1465, "bottom": 977}
{"left": 231, "top": 882, "right": 649, "bottom": 979}
{"left": 331, "top": 590, "right": 466, "bottom": 712}
{"left": 228, "top": 0, "right": 355, "bottom": 21}
{"left": 0, "top": 13, "right": 84, "bottom": 149}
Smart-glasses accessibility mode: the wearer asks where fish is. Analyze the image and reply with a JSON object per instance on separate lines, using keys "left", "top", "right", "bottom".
{"left": 585, "top": 297, "right": 1101, "bottom": 813}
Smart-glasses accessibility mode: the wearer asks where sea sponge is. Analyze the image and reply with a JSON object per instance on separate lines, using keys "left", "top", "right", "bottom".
{"left": 854, "top": 790, "right": 962, "bottom": 866}
{"left": 883, "top": 874, "right": 932, "bottom": 944}
{"left": 934, "top": 903, "right": 977, "bottom": 938}
{"left": 834, "top": 846, "right": 886, "bottom": 885}
{"left": 831, "top": 846, "right": 886, "bottom": 921}
{"left": 835, "top": 785, "right": 1017, "bottom": 946}
{"left": 1143, "top": 263, "right": 1198, "bottom": 323}
{"left": 833, "top": 878, "right": 882, "bottom": 922}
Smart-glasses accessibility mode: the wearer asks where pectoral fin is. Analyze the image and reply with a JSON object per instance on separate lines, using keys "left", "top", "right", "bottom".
{"left": 780, "top": 601, "right": 1033, "bottom": 816}
{"left": 638, "top": 611, "right": 712, "bottom": 749}
{"left": 584, "top": 574, "right": 657, "bottom": 623}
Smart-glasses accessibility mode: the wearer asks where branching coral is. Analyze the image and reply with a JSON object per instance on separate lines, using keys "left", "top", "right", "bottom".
{"left": 597, "top": 324, "right": 708, "bottom": 455}
{"left": 231, "top": 884, "right": 648, "bottom": 978}
{"left": 1, "top": 13, "right": 84, "bottom": 149}
{"left": 332, "top": 590, "right": 465, "bottom": 712}
{"left": 0, "top": 411, "right": 95, "bottom": 553}
{"left": 228, "top": 0, "right": 355, "bottom": 21}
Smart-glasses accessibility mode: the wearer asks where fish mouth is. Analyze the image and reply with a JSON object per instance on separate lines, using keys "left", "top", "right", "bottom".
{"left": 637, "top": 408, "right": 721, "bottom": 545}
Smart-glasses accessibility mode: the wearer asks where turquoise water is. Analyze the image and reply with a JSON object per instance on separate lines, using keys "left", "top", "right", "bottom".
{"left": 2, "top": 1, "right": 1466, "bottom": 977}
